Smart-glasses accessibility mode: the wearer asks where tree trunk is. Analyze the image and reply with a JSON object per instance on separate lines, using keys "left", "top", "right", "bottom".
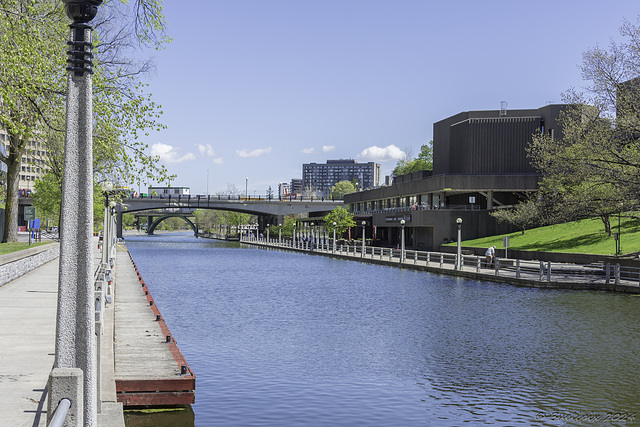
{"left": 600, "top": 214, "right": 611, "bottom": 235}
{"left": 2, "top": 146, "right": 22, "bottom": 243}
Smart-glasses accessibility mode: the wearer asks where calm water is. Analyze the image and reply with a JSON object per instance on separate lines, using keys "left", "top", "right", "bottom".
{"left": 123, "top": 233, "right": 640, "bottom": 426}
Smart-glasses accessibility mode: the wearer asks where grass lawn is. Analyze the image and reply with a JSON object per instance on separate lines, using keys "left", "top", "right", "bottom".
{"left": 0, "top": 242, "right": 51, "bottom": 256}
{"left": 449, "top": 216, "right": 640, "bottom": 256}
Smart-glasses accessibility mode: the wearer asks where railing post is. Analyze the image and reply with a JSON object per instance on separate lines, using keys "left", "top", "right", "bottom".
{"left": 476, "top": 257, "right": 481, "bottom": 273}
{"left": 547, "top": 261, "right": 551, "bottom": 282}
{"left": 615, "top": 263, "right": 621, "bottom": 286}
{"left": 606, "top": 263, "right": 610, "bottom": 284}
{"left": 539, "top": 261, "right": 544, "bottom": 281}
{"left": 414, "top": 250, "right": 418, "bottom": 265}
{"left": 439, "top": 253, "right": 443, "bottom": 268}
{"left": 516, "top": 259, "right": 521, "bottom": 279}
{"left": 426, "top": 252, "right": 430, "bottom": 266}
{"left": 460, "top": 255, "right": 464, "bottom": 271}
{"left": 494, "top": 258, "right": 499, "bottom": 275}
{"left": 47, "top": 368, "right": 83, "bottom": 427}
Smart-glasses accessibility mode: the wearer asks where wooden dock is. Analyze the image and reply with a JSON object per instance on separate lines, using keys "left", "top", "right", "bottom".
{"left": 113, "top": 245, "right": 195, "bottom": 406}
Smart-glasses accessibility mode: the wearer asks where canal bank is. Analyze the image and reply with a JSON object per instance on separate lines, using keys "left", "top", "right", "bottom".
{"left": 239, "top": 236, "right": 640, "bottom": 294}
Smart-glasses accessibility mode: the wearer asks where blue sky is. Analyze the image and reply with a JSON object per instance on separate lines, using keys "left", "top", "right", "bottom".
{"left": 137, "top": 0, "right": 640, "bottom": 196}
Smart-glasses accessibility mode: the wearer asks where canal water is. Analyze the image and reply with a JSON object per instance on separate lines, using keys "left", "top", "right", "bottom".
{"left": 123, "top": 233, "right": 640, "bottom": 426}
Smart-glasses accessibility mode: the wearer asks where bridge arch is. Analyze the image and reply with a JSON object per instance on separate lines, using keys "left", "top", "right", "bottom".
{"left": 147, "top": 215, "right": 198, "bottom": 235}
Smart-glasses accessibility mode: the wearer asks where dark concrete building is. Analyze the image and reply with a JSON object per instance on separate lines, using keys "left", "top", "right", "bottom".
{"left": 344, "top": 105, "right": 569, "bottom": 250}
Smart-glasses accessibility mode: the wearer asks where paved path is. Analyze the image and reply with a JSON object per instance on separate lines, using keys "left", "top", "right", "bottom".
{"left": 0, "top": 258, "right": 58, "bottom": 426}
{"left": 0, "top": 242, "right": 125, "bottom": 426}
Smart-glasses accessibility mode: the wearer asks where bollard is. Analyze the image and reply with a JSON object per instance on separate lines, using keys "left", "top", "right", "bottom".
{"left": 166, "top": 335, "right": 171, "bottom": 343}
{"left": 181, "top": 365, "right": 188, "bottom": 375}
{"left": 156, "top": 314, "right": 162, "bottom": 321}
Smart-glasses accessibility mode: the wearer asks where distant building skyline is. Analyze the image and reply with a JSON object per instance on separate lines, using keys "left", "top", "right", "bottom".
{"left": 303, "top": 159, "right": 381, "bottom": 197}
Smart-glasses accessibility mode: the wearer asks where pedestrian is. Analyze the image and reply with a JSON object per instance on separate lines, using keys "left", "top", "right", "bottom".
{"left": 485, "top": 246, "right": 496, "bottom": 268}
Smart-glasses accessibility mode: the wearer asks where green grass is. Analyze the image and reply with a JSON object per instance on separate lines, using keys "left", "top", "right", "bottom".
{"left": 449, "top": 217, "right": 640, "bottom": 256}
{"left": 0, "top": 242, "right": 50, "bottom": 255}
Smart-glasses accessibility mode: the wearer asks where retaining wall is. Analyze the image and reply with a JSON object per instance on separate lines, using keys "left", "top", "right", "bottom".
{"left": 0, "top": 243, "right": 60, "bottom": 287}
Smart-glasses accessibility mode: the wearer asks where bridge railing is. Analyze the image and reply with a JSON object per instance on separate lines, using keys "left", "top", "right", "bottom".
{"left": 128, "top": 194, "right": 344, "bottom": 203}
{"left": 239, "top": 234, "right": 640, "bottom": 290}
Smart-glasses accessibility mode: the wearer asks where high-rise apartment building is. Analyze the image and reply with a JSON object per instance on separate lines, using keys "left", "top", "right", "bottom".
{"left": 302, "top": 159, "right": 381, "bottom": 197}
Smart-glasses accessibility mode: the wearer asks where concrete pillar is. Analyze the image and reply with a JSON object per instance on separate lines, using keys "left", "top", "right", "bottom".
{"left": 116, "top": 206, "right": 123, "bottom": 239}
{"left": 53, "top": 21, "right": 98, "bottom": 426}
{"left": 487, "top": 190, "right": 494, "bottom": 210}
{"left": 47, "top": 368, "right": 83, "bottom": 427}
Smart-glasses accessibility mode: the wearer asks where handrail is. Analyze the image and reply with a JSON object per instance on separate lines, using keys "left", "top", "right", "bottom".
{"left": 239, "top": 235, "right": 640, "bottom": 289}
{"left": 48, "top": 398, "right": 71, "bottom": 427}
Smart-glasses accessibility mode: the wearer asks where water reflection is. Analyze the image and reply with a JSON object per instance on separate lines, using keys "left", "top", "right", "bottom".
{"left": 124, "top": 233, "right": 640, "bottom": 426}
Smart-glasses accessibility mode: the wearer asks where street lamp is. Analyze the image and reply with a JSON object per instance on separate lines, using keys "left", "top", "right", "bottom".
{"left": 332, "top": 221, "right": 337, "bottom": 254}
{"left": 400, "top": 219, "right": 406, "bottom": 263}
{"left": 245, "top": 177, "right": 248, "bottom": 199}
{"left": 52, "top": 1, "right": 103, "bottom": 425}
{"left": 310, "top": 222, "right": 315, "bottom": 251}
{"left": 293, "top": 222, "right": 296, "bottom": 248}
{"left": 266, "top": 224, "right": 270, "bottom": 243}
{"left": 456, "top": 218, "right": 462, "bottom": 270}
{"left": 278, "top": 223, "right": 282, "bottom": 246}
{"left": 361, "top": 221, "right": 366, "bottom": 258}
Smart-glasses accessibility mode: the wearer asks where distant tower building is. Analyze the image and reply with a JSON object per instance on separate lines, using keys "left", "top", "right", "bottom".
{"left": 302, "top": 159, "right": 381, "bottom": 197}
{"left": 290, "top": 178, "right": 303, "bottom": 195}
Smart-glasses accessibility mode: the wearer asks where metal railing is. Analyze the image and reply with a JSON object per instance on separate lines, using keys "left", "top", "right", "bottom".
{"left": 240, "top": 235, "right": 640, "bottom": 290}
{"left": 48, "top": 398, "right": 71, "bottom": 427}
{"left": 126, "top": 194, "right": 344, "bottom": 203}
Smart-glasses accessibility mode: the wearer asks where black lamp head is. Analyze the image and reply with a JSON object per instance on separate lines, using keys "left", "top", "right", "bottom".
{"left": 62, "top": 0, "right": 103, "bottom": 23}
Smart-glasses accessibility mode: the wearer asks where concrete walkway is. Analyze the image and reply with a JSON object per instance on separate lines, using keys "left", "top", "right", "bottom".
{"left": 0, "top": 258, "right": 58, "bottom": 426}
{"left": 0, "top": 243, "right": 125, "bottom": 426}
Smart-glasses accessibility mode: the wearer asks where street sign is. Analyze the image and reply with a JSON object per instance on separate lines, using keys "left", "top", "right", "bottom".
{"left": 24, "top": 206, "right": 36, "bottom": 221}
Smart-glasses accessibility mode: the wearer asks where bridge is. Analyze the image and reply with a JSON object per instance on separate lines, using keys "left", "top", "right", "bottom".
{"left": 116, "top": 195, "right": 345, "bottom": 238}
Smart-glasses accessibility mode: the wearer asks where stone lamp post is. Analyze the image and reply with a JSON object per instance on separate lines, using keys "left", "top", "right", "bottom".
{"left": 49, "top": 1, "right": 102, "bottom": 426}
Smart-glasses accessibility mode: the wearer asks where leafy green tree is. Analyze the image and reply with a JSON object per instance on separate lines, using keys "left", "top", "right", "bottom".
{"left": 393, "top": 141, "right": 433, "bottom": 176}
{"left": 323, "top": 206, "right": 356, "bottom": 238}
{"left": 330, "top": 180, "right": 357, "bottom": 199}
{"left": 0, "top": 0, "right": 171, "bottom": 242}
{"left": 490, "top": 199, "right": 540, "bottom": 234}
{"left": 528, "top": 17, "right": 640, "bottom": 232}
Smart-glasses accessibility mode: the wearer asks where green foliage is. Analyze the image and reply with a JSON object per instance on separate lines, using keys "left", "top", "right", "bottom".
{"left": 393, "top": 142, "right": 433, "bottom": 176}
{"left": 323, "top": 206, "right": 356, "bottom": 237}
{"left": 528, "top": 17, "right": 640, "bottom": 233}
{"left": 330, "top": 180, "right": 357, "bottom": 199}
{"left": 490, "top": 199, "right": 540, "bottom": 234}
{"left": 32, "top": 172, "right": 62, "bottom": 225}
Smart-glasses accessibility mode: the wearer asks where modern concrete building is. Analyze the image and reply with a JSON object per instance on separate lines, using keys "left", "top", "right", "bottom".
{"left": 303, "top": 159, "right": 381, "bottom": 197}
{"left": 344, "top": 105, "right": 569, "bottom": 250}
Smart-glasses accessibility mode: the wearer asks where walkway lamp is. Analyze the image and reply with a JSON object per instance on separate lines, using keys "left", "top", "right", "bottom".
{"left": 266, "top": 224, "right": 270, "bottom": 243}
{"left": 332, "top": 221, "right": 337, "bottom": 254}
{"left": 293, "top": 223, "right": 296, "bottom": 248}
{"left": 52, "top": 1, "right": 103, "bottom": 424}
{"left": 245, "top": 177, "right": 248, "bottom": 199}
{"left": 400, "top": 219, "right": 406, "bottom": 263}
{"left": 361, "top": 221, "right": 366, "bottom": 258}
{"left": 310, "top": 222, "right": 314, "bottom": 251}
{"left": 278, "top": 223, "right": 282, "bottom": 246}
{"left": 456, "top": 218, "right": 462, "bottom": 270}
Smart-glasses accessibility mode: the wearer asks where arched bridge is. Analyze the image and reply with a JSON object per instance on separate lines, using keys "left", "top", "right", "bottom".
{"left": 116, "top": 195, "right": 345, "bottom": 238}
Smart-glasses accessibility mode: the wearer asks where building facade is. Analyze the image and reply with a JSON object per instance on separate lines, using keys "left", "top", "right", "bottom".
{"left": 303, "top": 159, "right": 381, "bottom": 197}
{"left": 344, "top": 105, "right": 569, "bottom": 250}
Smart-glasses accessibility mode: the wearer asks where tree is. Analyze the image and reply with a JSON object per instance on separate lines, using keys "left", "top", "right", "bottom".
{"left": 330, "top": 180, "right": 357, "bottom": 199}
{"left": 0, "top": 0, "right": 171, "bottom": 242}
{"left": 490, "top": 199, "right": 540, "bottom": 234}
{"left": 323, "top": 206, "right": 356, "bottom": 238}
{"left": 392, "top": 141, "right": 433, "bottom": 176}
{"left": 528, "top": 17, "right": 640, "bottom": 232}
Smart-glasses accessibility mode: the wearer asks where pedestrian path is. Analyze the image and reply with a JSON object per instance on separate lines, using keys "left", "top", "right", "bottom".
{"left": 0, "top": 258, "right": 58, "bottom": 426}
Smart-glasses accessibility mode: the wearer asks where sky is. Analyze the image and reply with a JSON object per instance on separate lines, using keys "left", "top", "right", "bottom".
{"left": 134, "top": 0, "right": 640, "bottom": 196}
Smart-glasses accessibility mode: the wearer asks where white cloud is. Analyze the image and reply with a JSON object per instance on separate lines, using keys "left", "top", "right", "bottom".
{"left": 235, "top": 147, "right": 272, "bottom": 158}
{"left": 212, "top": 157, "right": 224, "bottom": 165}
{"left": 301, "top": 147, "right": 315, "bottom": 154}
{"left": 150, "top": 143, "right": 196, "bottom": 164}
{"left": 358, "top": 144, "right": 405, "bottom": 162}
{"left": 197, "top": 143, "right": 216, "bottom": 157}
{"left": 322, "top": 145, "right": 336, "bottom": 153}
